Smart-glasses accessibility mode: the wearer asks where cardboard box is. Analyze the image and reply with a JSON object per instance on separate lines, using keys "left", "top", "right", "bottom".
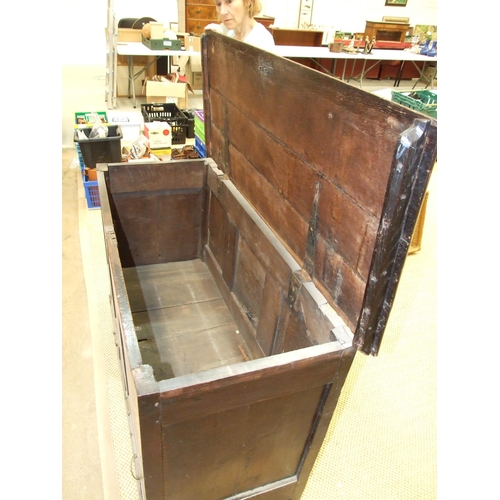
{"left": 185, "top": 55, "right": 203, "bottom": 91}
{"left": 329, "top": 42, "right": 343, "bottom": 53}
{"left": 145, "top": 80, "right": 189, "bottom": 109}
{"left": 142, "top": 35, "right": 182, "bottom": 51}
{"left": 118, "top": 28, "right": 142, "bottom": 43}
{"left": 177, "top": 33, "right": 202, "bottom": 52}
{"left": 117, "top": 66, "right": 149, "bottom": 97}
{"left": 143, "top": 121, "right": 172, "bottom": 149}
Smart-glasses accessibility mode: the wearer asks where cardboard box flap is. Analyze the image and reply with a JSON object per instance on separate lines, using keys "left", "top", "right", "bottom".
{"left": 201, "top": 32, "right": 437, "bottom": 356}
{"left": 145, "top": 80, "right": 187, "bottom": 98}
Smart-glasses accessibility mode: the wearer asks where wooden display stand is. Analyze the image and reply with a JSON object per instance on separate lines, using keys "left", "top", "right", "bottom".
{"left": 271, "top": 28, "right": 324, "bottom": 69}
{"left": 271, "top": 28, "right": 323, "bottom": 47}
{"left": 364, "top": 20, "right": 410, "bottom": 42}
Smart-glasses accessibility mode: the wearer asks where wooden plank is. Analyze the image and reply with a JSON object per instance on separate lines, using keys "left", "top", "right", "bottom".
{"left": 123, "top": 260, "right": 220, "bottom": 312}
{"left": 137, "top": 392, "right": 163, "bottom": 500}
{"left": 216, "top": 180, "right": 301, "bottom": 292}
{"left": 112, "top": 190, "right": 203, "bottom": 266}
{"left": 107, "top": 161, "right": 206, "bottom": 193}
{"left": 161, "top": 385, "right": 324, "bottom": 500}
{"left": 208, "top": 194, "right": 238, "bottom": 288}
{"left": 292, "top": 347, "right": 356, "bottom": 499}
{"left": 158, "top": 347, "right": 345, "bottom": 424}
{"left": 233, "top": 236, "right": 267, "bottom": 329}
{"left": 316, "top": 178, "right": 380, "bottom": 280}
{"left": 282, "top": 306, "right": 315, "bottom": 353}
{"left": 314, "top": 237, "right": 366, "bottom": 333}
{"left": 255, "top": 275, "right": 285, "bottom": 356}
{"left": 203, "top": 244, "right": 267, "bottom": 361}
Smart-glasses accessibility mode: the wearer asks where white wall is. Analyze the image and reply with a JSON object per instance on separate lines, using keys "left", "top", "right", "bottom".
{"left": 61, "top": 0, "right": 179, "bottom": 66}
{"left": 260, "top": 0, "right": 437, "bottom": 33}
{"left": 61, "top": 0, "right": 437, "bottom": 66}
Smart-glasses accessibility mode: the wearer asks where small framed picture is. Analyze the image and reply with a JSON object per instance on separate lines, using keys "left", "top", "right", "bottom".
{"left": 385, "top": 0, "right": 407, "bottom": 6}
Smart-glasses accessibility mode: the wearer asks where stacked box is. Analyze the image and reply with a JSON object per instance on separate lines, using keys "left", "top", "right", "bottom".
{"left": 193, "top": 109, "right": 205, "bottom": 158}
{"left": 74, "top": 137, "right": 102, "bottom": 210}
{"left": 141, "top": 103, "right": 188, "bottom": 145}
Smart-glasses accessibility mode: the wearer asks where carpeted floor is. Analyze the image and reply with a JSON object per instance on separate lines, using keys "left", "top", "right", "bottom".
{"left": 62, "top": 144, "right": 437, "bottom": 500}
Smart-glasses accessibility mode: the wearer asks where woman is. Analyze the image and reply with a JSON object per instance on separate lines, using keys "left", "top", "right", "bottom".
{"left": 205, "top": 0, "right": 275, "bottom": 51}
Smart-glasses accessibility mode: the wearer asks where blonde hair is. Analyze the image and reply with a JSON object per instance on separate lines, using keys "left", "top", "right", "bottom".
{"left": 248, "top": 0, "right": 262, "bottom": 18}
{"left": 215, "top": 0, "right": 262, "bottom": 19}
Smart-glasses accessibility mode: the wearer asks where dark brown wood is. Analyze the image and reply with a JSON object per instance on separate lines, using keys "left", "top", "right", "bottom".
{"left": 271, "top": 28, "right": 324, "bottom": 47}
{"left": 98, "top": 31, "right": 437, "bottom": 500}
{"left": 352, "top": 118, "right": 437, "bottom": 355}
{"left": 184, "top": 0, "right": 218, "bottom": 35}
{"left": 202, "top": 31, "right": 437, "bottom": 354}
{"left": 138, "top": 393, "right": 163, "bottom": 500}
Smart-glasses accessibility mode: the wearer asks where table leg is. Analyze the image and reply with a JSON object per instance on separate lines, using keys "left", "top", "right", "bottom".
{"left": 127, "top": 56, "right": 132, "bottom": 98}
{"left": 131, "top": 55, "right": 137, "bottom": 108}
{"left": 394, "top": 61, "right": 405, "bottom": 87}
{"left": 411, "top": 61, "right": 436, "bottom": 90}
{"left": 359, "top": 60, "right": 367, "bottom": 88}
{"left": 341, "top": 60, "right": 347, "bottom": 81}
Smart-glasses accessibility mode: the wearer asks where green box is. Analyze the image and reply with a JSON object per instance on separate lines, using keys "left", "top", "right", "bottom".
{"left": 75, "top": 111, "right": 108, "bottom": 128}
{"left": 142, "top": 35, "right": 182, "bottom": 51}
{"left": 391, "top": 90, "right": 437, "bottom": 119}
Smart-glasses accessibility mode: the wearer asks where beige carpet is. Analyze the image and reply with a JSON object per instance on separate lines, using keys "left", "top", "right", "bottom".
{"left": 68, "top": 150, "right": 437, "bottom": 500}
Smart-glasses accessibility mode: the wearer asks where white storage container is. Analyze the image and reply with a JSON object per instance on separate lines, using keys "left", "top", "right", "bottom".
{"left": 107, "top": 110, "right": 143, "bottom": 144}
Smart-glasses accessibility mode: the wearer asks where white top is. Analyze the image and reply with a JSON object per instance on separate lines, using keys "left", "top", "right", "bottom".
{"left": 227, "top": 22, "right": 276, "bottom": 51}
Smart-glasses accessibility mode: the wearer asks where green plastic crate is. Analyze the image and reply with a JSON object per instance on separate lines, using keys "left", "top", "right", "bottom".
{"left": 142, "top": 35, "right": 182, "bottom": 50}
{"left": 391, "top": 90, "right": 437, "bottom": 119}
{"left": 194, "top": 121, "right": 205, "bottom": 143}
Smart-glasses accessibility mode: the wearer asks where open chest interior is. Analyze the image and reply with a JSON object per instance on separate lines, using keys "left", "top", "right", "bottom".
{"left": 97, "top": 31, "right": 437, "bottom": 500}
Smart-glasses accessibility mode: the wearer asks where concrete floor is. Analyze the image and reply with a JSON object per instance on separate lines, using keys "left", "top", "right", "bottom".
{"left": 62, "top": 146, "right": 106, "bottom": 500}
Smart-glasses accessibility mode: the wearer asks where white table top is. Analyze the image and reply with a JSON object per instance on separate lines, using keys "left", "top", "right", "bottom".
{"left": 272, "top": 45, "right": 438, "bottom": 63}
{"left": 117, "top": 41, "right": 437, "bottom": 64}
{"left": 117, "top": 42, "right": 200, "bottom": 58}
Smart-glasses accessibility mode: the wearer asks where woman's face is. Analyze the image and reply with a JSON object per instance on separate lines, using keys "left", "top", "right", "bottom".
{"left": 215, "top": 0, "right": 249, "bottom": 31}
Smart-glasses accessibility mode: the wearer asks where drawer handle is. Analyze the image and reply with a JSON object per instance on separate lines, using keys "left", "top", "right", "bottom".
{"left": 195, "top": 9, "right": 201, "bottom": 14}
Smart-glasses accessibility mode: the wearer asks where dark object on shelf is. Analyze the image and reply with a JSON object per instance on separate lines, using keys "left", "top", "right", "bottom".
{"left": 182, "top": 110, "right": 195, "bottom": 139}
{"left": 118, "top": 17, "right": 157, "bottom": 29}
{"left": 98, "top": 32, "right": 437, "bottom": 500}
{"left": 141, "top": 103, "right": 189, "bottom": 144}
{"left": 73, "top": 125, "right": 122, "bottom": 170}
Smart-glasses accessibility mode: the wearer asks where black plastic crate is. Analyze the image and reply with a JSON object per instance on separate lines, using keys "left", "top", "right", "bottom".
{"left": 74, "top": 125, "right": 123, "bottom": 169}
{"left": 141, "top": 103, "right": 189, "bottom": 145}
{"left": 182, "top": 110, "right": 196, "bottom": 139}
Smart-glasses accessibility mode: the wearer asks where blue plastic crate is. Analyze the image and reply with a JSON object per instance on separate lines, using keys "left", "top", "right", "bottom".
{"left": 75, "top": 143, "right": 85, "bottom": 172}
{"left": 194, "top": 136, "right": 206, "bottom": 159}
{"left": 82, "top": 174, "right": 101, "bottom": 209}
